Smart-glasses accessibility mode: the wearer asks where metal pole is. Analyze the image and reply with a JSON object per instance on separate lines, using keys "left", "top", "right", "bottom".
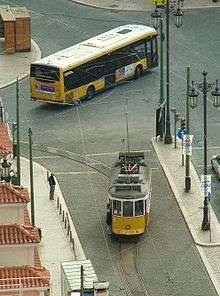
{"left": 16, "top": 78, "right": 21, "bottom": 185}
{"left": 164, "top": 0, "right": 172, "bottom": 144}
{"left": 201, "top": 71, "right": 210, "bottom": 231}
{"left": 125, "top": 98, "right": 130, "bottom": 152}
{"left": 159, "top": 18, "right": 165, "bottom": 140}
{"left": 185, "top": 66, "right": 191, "bottom": 192}
{"left": 174, "top": 111, "right": 177, "bottom": 149}
{"left": 29, "top": 128, "right": 35, "bottom": 227}
{"left": 12, "top": 123, "right": 17, "bottom": 159}
{"left": 80, "top": 265, "right": 84, "bottom": 296}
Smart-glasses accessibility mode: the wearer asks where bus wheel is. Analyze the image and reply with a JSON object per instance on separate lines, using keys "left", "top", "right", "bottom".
{"left": 135, "top": 65, "right": 143, "bottom": 79}
{"left": 86, "top": 86, "right": 95, "bottom": 100}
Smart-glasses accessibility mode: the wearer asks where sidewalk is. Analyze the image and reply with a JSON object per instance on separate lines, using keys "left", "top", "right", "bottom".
{"left": 20, "top": 157, "right": 86, "bottom": 296}
{"left": 152, "top": 137, "right": 220, "bottom": 294}
{"left": 0, "top": 39, "right": 41, "bottom": 89}
{"left": 72, "top": 0, "right": 220, "bottom": 11}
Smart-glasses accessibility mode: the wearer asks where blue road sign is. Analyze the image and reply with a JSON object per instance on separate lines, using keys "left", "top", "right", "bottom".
{"left": 177, "top": 128, "right": 186, "bottom": 140}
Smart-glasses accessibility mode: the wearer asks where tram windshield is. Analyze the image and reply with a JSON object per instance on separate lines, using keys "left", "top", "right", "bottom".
{"left": 113, "top": 200, "right": 122, "bottom": 216}
{"left": 123, "top": 201, "right": 133, "bottom": 217}
{"left": 135, "top": 200, "right": 144, "bottom": 216}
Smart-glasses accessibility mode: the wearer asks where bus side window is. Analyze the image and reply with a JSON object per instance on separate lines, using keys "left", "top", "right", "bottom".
{"left": 130, "top": 41, "right": 146, "bottom": 60}
{"left": 135, "top": 200, "right": 144, "bottom": 216}
{"left": 113, "top": 200, "right": 122, "bottom": 216}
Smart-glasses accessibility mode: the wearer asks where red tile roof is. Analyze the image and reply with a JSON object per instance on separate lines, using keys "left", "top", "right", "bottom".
{"left": 0, "top": 184, "right": 30, "bottom": 204}
{"left": 0, "top": 265, "right": 50, "bottom": 290}
{"left": 0, "top": 224, "right": 40, "bottom": 245}
{"left": 0, "top": 123, "right": 12, "bottom": 154}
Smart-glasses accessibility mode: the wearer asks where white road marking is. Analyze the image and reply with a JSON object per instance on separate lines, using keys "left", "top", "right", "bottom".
{"left": 53, "top": 171, "right": 97, "bottom": 175}
{"left": 86, "top": 149, "right": 152, "bottom": 157}
{"left": 33, "top": 155, "right": 61, "bottom": 159}
{"left": 193, "top": 146, "right": 220, "bottom": 150}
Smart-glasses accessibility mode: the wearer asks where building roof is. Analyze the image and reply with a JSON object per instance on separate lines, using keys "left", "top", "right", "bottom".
{"left": 0, "top": 224, "right": 40, "bottom": 245}
{"left": 0, "top": 265, "right": 50, "bottom": 290}
{"left": 0, "top": 123, "right": 12, "bottom": 154}
{"left": 61, "top": 260, "right": 98, "bottom": 291}
{"left": 0, "top": 184, "right": 30, "bottom": 204}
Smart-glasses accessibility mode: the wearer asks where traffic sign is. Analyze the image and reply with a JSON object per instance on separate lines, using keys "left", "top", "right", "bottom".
{"left": 183, "top": 135, "right": 193, "bottom": 156}
{"left": 200, "top": 175, "right": 212, "bottom": 196}
{"left": 177, "top": 128, "right": 186, "bottom": 140}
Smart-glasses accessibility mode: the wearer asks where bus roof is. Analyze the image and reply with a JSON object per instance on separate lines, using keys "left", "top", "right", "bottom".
{"left": 32, "top": 24, "right": 157, "bottom": 69}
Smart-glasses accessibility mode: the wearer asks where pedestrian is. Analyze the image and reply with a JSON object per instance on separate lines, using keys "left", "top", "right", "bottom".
{"left": 48, "top": 173, "right": 56, "bottom": 200}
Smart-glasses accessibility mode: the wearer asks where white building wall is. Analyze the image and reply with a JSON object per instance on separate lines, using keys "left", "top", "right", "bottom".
{"left": 0, "top": 246, "right": 35, "bottom": 266}
{"left": 0, "top": 205, "right": 24, "bottom": 224}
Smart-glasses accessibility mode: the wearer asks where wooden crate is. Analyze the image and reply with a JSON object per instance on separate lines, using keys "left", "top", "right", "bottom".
{"left": 0, "top": 6, "right": 15, "bottom": 54}
{"left": 15, "top": 17, "right": 31, "bottom": 51}
{"left": 12, "top": 6, "right": 31, "bottom": 52}
{"left": 4, "top": 21, "right": 15, "bottom": 54}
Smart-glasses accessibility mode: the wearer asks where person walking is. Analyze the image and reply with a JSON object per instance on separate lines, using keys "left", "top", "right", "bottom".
{"left": 48, "top": 173, "right": 56, "bottom": 200}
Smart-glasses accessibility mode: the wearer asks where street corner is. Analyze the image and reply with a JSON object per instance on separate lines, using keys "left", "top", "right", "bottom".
{"left": 70, "top": 0, "right": 154, "bottom": 11}
{"left": 0, "top": 39, "right": 41, "bottom": 89}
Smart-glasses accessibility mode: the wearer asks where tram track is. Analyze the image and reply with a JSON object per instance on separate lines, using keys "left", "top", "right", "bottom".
{"left": 117, "top": 241, "right": 151, "bottom": 296}
{"left": 20, "top": 141, "right": 111, "bottom": 178}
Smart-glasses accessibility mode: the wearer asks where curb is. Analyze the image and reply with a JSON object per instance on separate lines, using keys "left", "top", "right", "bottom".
{"left": 70, "top": 0, "right": 220, "bottom": 12}
{"left": 151, "top": 138, "right": 220, "bottom": 295}
{"left": 0, "top": 39, "right": 41, "bottom": 90}
{"left": 151, "top": 137, "right": 220, "bottom": 247}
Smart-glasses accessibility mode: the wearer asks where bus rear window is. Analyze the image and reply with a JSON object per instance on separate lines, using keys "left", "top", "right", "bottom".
{"left": 30, "top": 65, "right": 59, "bottom": 80}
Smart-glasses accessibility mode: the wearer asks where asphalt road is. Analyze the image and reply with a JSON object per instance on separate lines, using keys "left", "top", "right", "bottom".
{"left": 0, "top": 0, "right": 220, "bottom": 295}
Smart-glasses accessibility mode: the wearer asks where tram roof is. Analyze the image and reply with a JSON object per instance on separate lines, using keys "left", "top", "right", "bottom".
{"left": 32, "top": 24, "right": 157, "bottom": 69}
{"left": 108, "top": 161, "right": 151, "bottom": 199}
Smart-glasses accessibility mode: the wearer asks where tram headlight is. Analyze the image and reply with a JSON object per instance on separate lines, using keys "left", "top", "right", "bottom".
{"left": 125, "top": 224, "right": 131, "bottom": 230}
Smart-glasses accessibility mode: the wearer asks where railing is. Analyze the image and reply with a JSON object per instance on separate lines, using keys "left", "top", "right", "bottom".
{"left": 47, "top": 170, "right": 86, "bottom": 261}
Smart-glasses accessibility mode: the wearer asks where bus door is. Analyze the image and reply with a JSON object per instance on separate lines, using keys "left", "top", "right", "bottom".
{"left": 105, "top": 52, "right": 117, "bottom": 87}
{"left": 145, "top": 37, "right": 158, "bottom": 68}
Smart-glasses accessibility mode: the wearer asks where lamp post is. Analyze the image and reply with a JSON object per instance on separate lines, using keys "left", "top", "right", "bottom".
{"left": 188, "top": 71, "right": 220, "bottom": 231}
{"left": 16, "top": 78, "right": 21, "bottom": 185}
{"left": 185, "top": 66, "right": 191, "bottom": 192}
{"left": 151, "top": 0, "right": 184, "bottom": 144}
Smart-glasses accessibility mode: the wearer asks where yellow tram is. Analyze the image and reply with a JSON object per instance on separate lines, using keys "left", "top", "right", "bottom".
{"left": 106, "top": 152, "right": 151, "bottom": 236}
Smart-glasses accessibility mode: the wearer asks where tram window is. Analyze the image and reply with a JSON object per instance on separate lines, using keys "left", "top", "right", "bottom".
{"left": 135, "top": 200, "right": 144, "bottom": 216}
{"left": 113, "top": 200, "right": 122, "bottom": 216}
{"left": 123, "top": 201, "right": 133, "bottom": 217}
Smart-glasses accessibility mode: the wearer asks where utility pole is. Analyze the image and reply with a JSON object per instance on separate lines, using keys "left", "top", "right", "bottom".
{"left": 16, "top": 78, "right": 21, "bottom": 185}
{"left": 29, "top": 128, "right": 35, "bottom": 226}
{"left": 159, "top": 18, "right": 165, "bottom": 140}
{"left": 80, "top": 265, "right": 84, "bottom": 296}
{"left": 185, "top": 66, "right": 191, "bottom": 192}
{"left": 164, "top": 0, "right": 172, "bottom": 144}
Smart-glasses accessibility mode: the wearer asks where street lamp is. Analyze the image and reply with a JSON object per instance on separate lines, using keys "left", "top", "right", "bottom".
{"left": 188, "top": 71, "right": 220, "bottom": 231}
{"left": 151, "top": 0, "right": 184, "bottom": 144}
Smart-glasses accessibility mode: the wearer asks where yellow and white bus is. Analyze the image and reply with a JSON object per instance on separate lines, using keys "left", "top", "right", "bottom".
{"left": 30, "top": 24, "right": 158, "bottom": 104}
